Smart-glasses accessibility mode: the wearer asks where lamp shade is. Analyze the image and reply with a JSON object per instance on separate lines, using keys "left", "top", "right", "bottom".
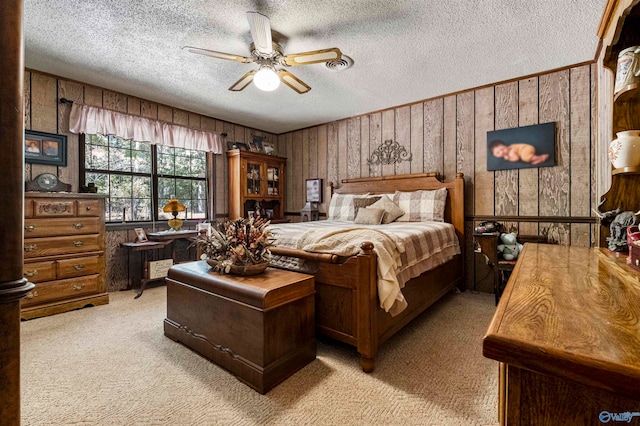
{"left": 163, "top": 198, "right": 186, "bottom": 213}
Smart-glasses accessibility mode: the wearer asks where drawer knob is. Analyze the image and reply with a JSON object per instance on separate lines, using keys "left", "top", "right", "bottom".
{"left": 73, "top": 241, "right": 85, "bottom": 247}
{"left": 25, "top": 225, "right": 36, "bottom": 232}
{"left": 72, "top": 284, "right": 85, "bottom": 291}
{"left": 73, "top": 264, "right": 86, "bottom": 271}
{"left": 25, "top": 290, "right": 39, "bottom": 299}
{"left": 24, "top": 244, "right": 37, "bottom": 252}
{"left": 86, "top": 206, "right": 91, "bottom": 211}
{"left": 72, "top": 223, "right": 84, "bottom": 229}
{"left": 24, "top": 270, "right": 38, "bottom": 278}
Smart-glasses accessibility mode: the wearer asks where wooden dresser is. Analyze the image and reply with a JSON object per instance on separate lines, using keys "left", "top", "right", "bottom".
{"left": 22, "top": 193, "right": 108, "bottom": 319}
{"left": 483, "top": 244, "right": 640, "bottom": 425}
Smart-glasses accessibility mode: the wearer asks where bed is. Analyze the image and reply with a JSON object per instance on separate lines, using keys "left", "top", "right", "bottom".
{"left": 268, "top": 172, "right": 465, "bottom": 372}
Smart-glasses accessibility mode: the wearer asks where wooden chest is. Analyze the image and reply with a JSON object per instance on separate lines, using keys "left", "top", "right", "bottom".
{"left": 164, "top": 261, "right": 315, "bottom": 394}
{"left": 22, "top": 193, "right": 108, "bottom": 319}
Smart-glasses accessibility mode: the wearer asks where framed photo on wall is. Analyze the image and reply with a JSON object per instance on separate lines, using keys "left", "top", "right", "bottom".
{"left": 25, "top": 130, "right": 67, "bottom": 167}
{"left": 486, "top": 122, "right": 556, "bottom": 171}
{"left": 306, "top": 178, "right": 323, "bottom": 203}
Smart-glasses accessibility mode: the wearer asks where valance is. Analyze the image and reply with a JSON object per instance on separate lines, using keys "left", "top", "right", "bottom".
{"left": 69, "top": 103, "right": 223, "bottom": 153}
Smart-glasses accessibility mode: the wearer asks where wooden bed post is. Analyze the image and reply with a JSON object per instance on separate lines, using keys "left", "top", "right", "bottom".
{"left": 357, "top": 242, "right": 378, "bottom": 372}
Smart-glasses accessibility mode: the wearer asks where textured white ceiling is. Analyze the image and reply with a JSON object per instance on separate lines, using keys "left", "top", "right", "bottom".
{"left": 24, "top": 0, "right": 606, "bottom": 134}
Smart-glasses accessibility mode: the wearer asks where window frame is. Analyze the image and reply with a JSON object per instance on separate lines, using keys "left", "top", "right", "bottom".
{"left": 79, "top": 133, "right": 210, "bottom": 224}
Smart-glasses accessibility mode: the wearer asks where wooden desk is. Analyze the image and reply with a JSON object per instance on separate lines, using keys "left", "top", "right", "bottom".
{"left": 483, "top": 244, "right": 640, "bottom": 425}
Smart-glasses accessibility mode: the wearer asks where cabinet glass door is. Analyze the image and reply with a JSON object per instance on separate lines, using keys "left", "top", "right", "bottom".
{"left": 267, "top": 166, "right": 279, "bottom": 196}
{"left": 246, "top": 162, "right": 261, "bottom": 195}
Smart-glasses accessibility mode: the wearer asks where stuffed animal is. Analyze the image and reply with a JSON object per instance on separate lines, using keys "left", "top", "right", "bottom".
{"left": 497, "top": 232, "right": 524, "bottom": 261}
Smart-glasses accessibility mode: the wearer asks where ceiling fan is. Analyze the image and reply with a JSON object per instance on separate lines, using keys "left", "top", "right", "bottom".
{"left": 183, "top": 12, "right": 342, "bottom": 94}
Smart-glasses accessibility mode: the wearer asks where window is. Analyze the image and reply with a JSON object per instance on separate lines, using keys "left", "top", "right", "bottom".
{"left": 82, "top": 134, "right": 208, "bottom": 223}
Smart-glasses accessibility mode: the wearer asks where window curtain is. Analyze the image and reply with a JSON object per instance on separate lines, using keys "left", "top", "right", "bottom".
{"left": 69, "top": 103, "right": 223, "bottom": 153}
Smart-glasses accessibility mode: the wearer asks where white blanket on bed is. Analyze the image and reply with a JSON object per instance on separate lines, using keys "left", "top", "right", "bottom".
{"left": 298, "top": 227, "right": 408, "bottom": 315}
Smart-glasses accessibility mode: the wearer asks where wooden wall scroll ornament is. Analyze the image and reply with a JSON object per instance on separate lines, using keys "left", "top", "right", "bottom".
{"left": 367, "top": 139, "right": 413, "bottom": 166}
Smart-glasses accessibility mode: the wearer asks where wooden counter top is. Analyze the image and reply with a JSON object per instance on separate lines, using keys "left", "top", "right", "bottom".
{"left": 483, "top": 244, "right": 640, "bottom": 399}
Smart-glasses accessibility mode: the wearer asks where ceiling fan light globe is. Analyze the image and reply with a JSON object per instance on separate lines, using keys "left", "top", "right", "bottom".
{"left": 254, "top": 67, "right": 280, "bottom": 91}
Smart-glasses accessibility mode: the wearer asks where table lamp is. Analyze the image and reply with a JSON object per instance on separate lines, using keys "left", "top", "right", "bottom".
{"left": 163, "top": 197, "right": 186, "bottom": 231}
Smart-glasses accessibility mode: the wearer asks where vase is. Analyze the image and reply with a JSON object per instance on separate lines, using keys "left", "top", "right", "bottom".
{"left": 206, "top": 259, "right": 269, "bottom": 276}
{"left": 608, "top": 130, "right": 640, "bottom": 169}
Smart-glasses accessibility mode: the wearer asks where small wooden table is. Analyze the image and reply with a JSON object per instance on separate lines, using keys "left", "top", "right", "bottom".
{"left": 147, "top": 230, "right": 198, "bottom": 263}
{"left": 121, "top": 241, "right": 171, "bottom": 298}
{"left": 483, "top": 244, "right": 640, "bottom": 425}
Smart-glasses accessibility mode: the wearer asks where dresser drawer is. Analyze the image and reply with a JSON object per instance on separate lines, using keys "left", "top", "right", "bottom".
{"left": 25, "top": 198, "right": 34, "bottom": 218}
{"left": 24, "top": 217, "right": 101, "bottom": 238}
{"left": 21, "top": 275, "right": 100, "bottom": 307}
{"left": 77, "top": 199, "right": 101, "bottom": 217}
{"left": 33, "top": 199, "right": 76, "bottom": 217}
{"left": 57, "top": 256, "right": 100, "bottom": 279}
{"left": 24, "top": 234, "right": 102, "bottom": 259}
{"left": 23, "top": 261, "right": 56, "bottom": 283}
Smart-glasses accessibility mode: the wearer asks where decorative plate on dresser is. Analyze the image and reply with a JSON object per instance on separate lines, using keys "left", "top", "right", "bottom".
{"left": 22, "top": 192, "right": 108, "bottom": 319}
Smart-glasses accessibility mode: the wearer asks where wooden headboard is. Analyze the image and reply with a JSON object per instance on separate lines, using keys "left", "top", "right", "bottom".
{"left": 330, "top": 172, "right": 465, "bottom": 243}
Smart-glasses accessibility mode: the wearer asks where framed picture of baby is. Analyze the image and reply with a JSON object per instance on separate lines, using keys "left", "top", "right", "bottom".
{"left": 486, "top": 122, "right": 556, "bottom": 171}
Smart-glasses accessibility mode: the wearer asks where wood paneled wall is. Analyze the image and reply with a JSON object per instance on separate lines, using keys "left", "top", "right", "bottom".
{"left": 23, "top": 70, "right": 277, "bottom": 290}
{"left": 276, "top": 64, "right": 598, "bottom": 290}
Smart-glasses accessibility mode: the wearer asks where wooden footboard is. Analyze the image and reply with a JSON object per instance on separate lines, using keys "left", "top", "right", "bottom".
{"left": 270, "top": 172, "right": 465, "bottom": 372}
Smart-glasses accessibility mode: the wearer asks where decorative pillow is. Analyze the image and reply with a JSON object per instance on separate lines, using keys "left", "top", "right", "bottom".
{"left": 353, "top": 196, "right": 381, "bottom": 216}
{"left": 393, "top": 188, "right": 447, "bottom": 222}
{"left": 354, "top": 207, "right": 385, "bottom": 225}
{"left": 367, "top": 195, "right": 405, "bottom": 224}
{"left": 327, "top": 193, "right": 368, "bottom": 221}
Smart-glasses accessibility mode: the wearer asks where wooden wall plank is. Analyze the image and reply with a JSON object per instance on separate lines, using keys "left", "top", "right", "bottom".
{"left": 235, "top": 124, "right": 246, "bottom": 144}
{"left": 571, "top": 223, "right": 591, "bottom": 247}
{"left": 127, "top": 97, "right": 141, "bottom": 116}
{"left": 30, "top": 73, "right": 58, "bottom": 133}
{"left": 103, "top": 91, "right": 127, "bottom": 112}
{"left": 590, "top": 63, "right": 598, "bottom": 246}
{"left": 141, "top": 101, "right": 159, "bottom": 120}
{"left": 24, "top": 71, "right": 31, "bottom": 130}
{"left": 494, "top": 82, "right": 519, "bottom": 216}
{"left": 424, "top": 98, "right": 444, "bottom": 175}
{"left": 394, "top": 106, "right": 411, "bottom": 175}
{"left": 410, "top": 103, "right": 424, "bottom": 174}
{"left": 327, "top": 122, "right": 339, "bottom": 189}
{"left": 58, "top": 80, "right": 83, "bottom": 191}
{"left": 539, "top": 70, "right": 570, "bottom": 217}
{"left": 518, "top": 77, "right": 540, "bottom": 236}
{"left": 456, "top": 91, "right": 475, "bottom": 215}
{"left": 381, "top": 110, "right": 395, "bottom": 177}
{"left": 317, "top": 124, "right": 328, "bottom": 211}
{"left": 292, "top": 131, "right": 303, "bottom": 211}
{"left": 84, "top": 86, "right": 103, "bottom": 107}
{"left": 302, "top": 129, "right": 310, "bottom": 198}
{"left": 570, "top": 66, "right": 592, "bottom": 221}
{"left": 443, "top": 95, "right": 456, "bottom": 181}
{"left": 368, "top": 113, "right": 382, "bottom": 177}
{"left": 308, "top": 127, "right": 318, "bottom": 179}
{"left": 347, "top": 117, "right": 361, "bottom": 178}
{"left": 360, "top": 115, "right": 370, "bottom": 177}
{"left": 474, "top": 87, "right": 495, "bottom": 216}
{"left": 158, "top": 104, "right": 173, "bottom": 123}
{"left": 173, "top": 110, "right": 188, "bottom": 126}
{"left": 285, "top": 132, "right": 294, "bottom": 214}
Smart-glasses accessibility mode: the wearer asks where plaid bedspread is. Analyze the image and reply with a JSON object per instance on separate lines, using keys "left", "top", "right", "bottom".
{"left": 268, "top": 220, "right": 461, "bottom": 289}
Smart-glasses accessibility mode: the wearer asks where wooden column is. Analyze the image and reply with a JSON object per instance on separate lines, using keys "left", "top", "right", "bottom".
{"left": 0, "top": 0, "right": 35, "bottom": 424}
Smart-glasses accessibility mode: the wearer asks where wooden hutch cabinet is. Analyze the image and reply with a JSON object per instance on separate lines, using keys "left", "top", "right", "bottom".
{"left": 227, "top": 149, "right": 286, "bottom": 221}
{"left": 22, "top": 192, "right": 109, "bottom": 319}
{"left": 598, "top": 0, "right": 640, "bottom": 246}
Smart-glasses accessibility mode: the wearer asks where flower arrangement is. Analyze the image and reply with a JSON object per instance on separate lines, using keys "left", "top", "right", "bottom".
{"left": 194, "top": 217, "right": 273, "bottom": 274}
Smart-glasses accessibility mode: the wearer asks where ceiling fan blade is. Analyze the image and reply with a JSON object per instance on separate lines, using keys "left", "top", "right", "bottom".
{"left": 183, "top": 46, "right": 253, "bottom": 63}
{"left": 246, "top": 12, "right": 273, "bottom": 55}
{"left": 229, "top": 70, "right": 256, "bottom": 91}
{"left": 277, "top": 70, "right": 311, "bottom": 94}
{"left": 282, "top": 48, "right": 342, "bottom": 66}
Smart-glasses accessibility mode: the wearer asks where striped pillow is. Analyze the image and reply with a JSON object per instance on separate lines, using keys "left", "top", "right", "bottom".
{"left": 393, "top": 188, "right": 447, "bottom": 222}
{"left": 327, "top": 193, "right": 368, "bottom": 221}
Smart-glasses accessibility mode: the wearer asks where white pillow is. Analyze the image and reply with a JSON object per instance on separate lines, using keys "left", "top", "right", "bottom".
{"left": 354, "top": 207, "right": 385, "bottom": 225}
{"left": 393, "top": 188, "right": 447, "bottom": 222}
{"left": 367, "top": 195, "right": 405, "bottom": 224}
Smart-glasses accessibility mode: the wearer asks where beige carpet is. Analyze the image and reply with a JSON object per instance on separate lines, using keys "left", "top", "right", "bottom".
{"left": 21, "top": 286, "right": 498, "bottom": 425}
